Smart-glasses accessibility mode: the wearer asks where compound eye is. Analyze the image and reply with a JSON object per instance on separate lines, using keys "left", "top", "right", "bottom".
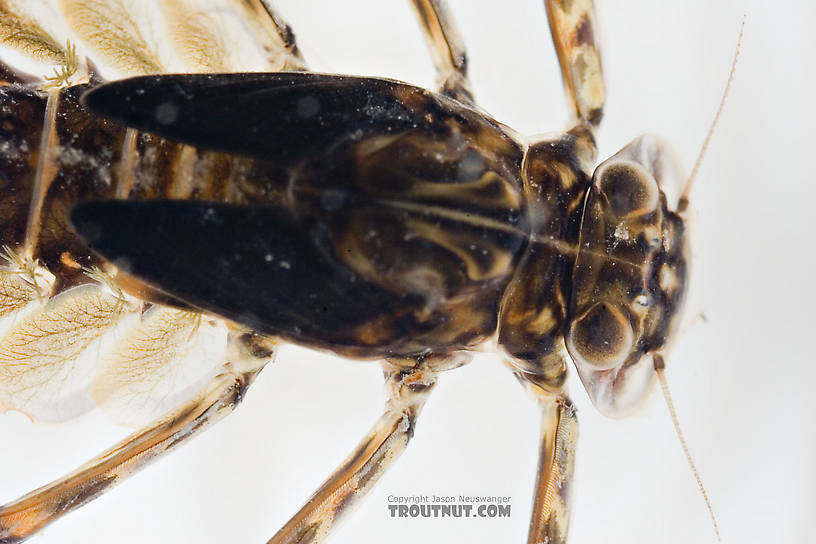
{"left": 596, "top": 161, "right": 659, "bottom": 218}
{"left": 568, "top": 302, "right": 634, "bottom": 370}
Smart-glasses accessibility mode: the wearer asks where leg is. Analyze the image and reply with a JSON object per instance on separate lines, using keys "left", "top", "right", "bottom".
{"left": 25, "top": 42, "right": 86, "bottom": 260}
{"left": 248, "top": 0, "right": 306, "bottom": 68}
{"left": 409, "top": 0, "right": 473, "bottom": 103}
{"left": 267, "top": 356, "right": 443, "bottom": 544}
{"left": 544, "top": 0, "right": 605, "bottom": 126}
{"left": 0, "top": 332, "right": 274, "bottom": 544}
{"left": 518, "top": 376, "right": 577, "bottom": 544}
{"left": 22, "top": 88, "right": 59, "bottom": 261}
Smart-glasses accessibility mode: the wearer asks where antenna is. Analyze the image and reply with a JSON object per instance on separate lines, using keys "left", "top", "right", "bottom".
{"left": 677, "top": 14, "right": 746, "bottom": 215}
{"left": 654, "top": 354, "right": 722, "bottom": 543}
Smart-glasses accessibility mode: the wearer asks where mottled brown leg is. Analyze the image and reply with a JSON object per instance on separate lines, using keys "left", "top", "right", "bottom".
{"left": 520, "top": 377, "right": 577, "bottom": 544}
{"left": 240, "top": 0, "right": 306, "bottom": 69}
{"left": 22, "top": 89, "right": 59, "bottom": 261}
{"left": 409, "top": 0, "right": 473, "bottom": 103}
{"left": 544, "top": 0, "right": 605, "bottom": 126}
{"left": 0, "top": 332, "right": 274, "bottom": 544}
{"left": 267, "top": 357, "right": 440, "bottom": 544}
{"left": 114, "top": 128, "right": 138, "bottom": 198}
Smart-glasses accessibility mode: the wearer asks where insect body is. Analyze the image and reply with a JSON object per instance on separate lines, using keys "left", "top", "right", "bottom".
{"left": 0, "top": 1, "right": 714, "bottom": 543}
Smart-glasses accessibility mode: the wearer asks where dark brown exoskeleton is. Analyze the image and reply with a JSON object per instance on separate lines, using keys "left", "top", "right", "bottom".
{"left": 0, "top": 1, "right": 716, "bottom": 543}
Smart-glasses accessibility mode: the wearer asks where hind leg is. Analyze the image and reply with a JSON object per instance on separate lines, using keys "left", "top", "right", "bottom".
{"left": 0, "top": 333, "right": 275, "bottom": 543}
{"left": 266, "top": 355, "right": 457, "bottom": 544}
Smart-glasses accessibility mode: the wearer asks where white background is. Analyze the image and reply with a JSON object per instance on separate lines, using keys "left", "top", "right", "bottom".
{"left": 1, "top": 0, "right": 814, "bottom": 543}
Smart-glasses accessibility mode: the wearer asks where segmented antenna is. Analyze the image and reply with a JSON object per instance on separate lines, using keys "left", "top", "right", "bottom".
{"left": 653, "top": 354, "right": 721, "bottom": 543}
{"left": 678, "top": 14, "right": 746, "bottom": 214}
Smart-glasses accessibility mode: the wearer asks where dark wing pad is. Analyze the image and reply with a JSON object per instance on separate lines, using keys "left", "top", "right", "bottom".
{"left": 82, "top": 72, "right": 438, "bottom": 163}
{"left": 70, "top": 199, "right": 419, "bottom": 349}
